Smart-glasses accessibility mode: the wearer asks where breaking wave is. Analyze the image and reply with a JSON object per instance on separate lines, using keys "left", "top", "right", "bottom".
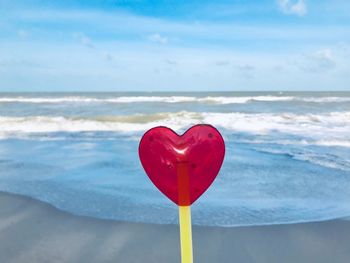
{"left": 0, "top": 95, "right": 350, "bottom": 104}
{"left": 0, "top": 111, "right": 349, "bottom": 139}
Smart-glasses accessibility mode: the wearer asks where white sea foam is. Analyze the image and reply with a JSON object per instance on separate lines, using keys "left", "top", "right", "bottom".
{"left": 106, "top": 96, "right": 197, "bottom": 103}
{"left": 0, "top": 112, "right": 202, "bottom": 134}
{"left": 238, "top": 139, "right": 350, "bottom": 148}
{"left": 1, "top": 95, "right": 349, "bottom": 104}
{"left": 253, "top": 147, "right": 350, "bottom": 171}
{"left": 301, "top": 97, "right": 350, "bottom": 103}
{"left": 0, "top": 96, "right": 197, "bottom": 104}
{"left": 197, "top": 96, "right": 294, "bottom": 104}
{"left": 0, "top": 97, "right": 101, "bottom": 103}
{"left": 203, "top": 111, "right": 350, "bottom": 140}
{"left": 0, "top": 111, "right": 349, "bottom": 146}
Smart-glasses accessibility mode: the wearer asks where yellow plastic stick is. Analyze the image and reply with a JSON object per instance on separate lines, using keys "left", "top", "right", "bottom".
{"left": 179, "top": 205, "right": 193, "bottom": 263}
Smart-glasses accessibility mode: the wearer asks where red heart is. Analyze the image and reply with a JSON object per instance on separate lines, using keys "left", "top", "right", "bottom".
{"left": 139, "top": 124, "right": 225, "bottom": 206}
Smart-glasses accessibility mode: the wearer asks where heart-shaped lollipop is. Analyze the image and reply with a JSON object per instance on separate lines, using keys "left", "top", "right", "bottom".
{"left": 138, "top": 124, "right": 225, "bottom": 206}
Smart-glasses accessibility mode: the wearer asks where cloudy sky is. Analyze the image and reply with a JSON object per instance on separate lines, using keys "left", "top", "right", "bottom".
{"left": 1, "top": 0, "right": 350, "bottom": 91}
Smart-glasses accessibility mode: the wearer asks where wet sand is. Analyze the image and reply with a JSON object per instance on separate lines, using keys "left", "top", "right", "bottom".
{"left": 0, "top": 191, "right": 349, "bottom": 263}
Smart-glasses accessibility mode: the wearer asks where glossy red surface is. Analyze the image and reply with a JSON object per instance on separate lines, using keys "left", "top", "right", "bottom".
{"left": 138, "top": 124, "right": 225, "bottom": 206}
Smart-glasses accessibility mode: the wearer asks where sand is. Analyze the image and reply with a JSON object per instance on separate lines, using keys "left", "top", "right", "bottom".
{"left": 0, "top": 191, "right": 349, "bottom": 263}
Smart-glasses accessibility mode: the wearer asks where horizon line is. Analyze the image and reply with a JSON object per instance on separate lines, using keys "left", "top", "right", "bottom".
{"left": 0, "top": 90, "right": 350, "bottom": 93}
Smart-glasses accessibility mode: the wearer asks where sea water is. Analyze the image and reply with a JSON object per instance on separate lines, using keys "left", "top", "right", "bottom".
{"left": 0, "top": 91, "right": 349, "bottom": 226}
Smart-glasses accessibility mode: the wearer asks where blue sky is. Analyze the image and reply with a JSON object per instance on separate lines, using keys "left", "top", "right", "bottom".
{"left": 0, "top": 0, "right": 350, "bottom": 91}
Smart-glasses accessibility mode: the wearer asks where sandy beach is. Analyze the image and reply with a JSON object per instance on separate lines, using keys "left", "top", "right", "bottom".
{"left": 0, "top": 191, "right": 349, "bottom": 263}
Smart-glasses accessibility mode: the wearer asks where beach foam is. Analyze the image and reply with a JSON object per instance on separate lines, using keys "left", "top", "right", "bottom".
{"left": 0, "top": 111, "right": 349, "bottom": 139}
{"left": 1, "top": 111, "right": 349, "bottom": 172}
{"left": 1, "top": 95, "right": 350, "bottom": 104}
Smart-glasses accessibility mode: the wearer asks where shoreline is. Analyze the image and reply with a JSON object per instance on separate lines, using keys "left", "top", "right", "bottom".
{"left": 1, "top": 191, "right": 349, "bottom": 262}
{"left": 2, "top": 190, "right": 349, "bottom": 229}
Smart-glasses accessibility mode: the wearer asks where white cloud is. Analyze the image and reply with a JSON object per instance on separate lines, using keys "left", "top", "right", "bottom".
{"left": 165, "top": 59, "right": 177, "bottom": 65}
{"left": 309, "top": 48, "right": 336, "bottom": 69}
{"left": 148, "top": 33, "right": 168, "bottom": 44}
{"left": 337, "top": 42, "right": 350, "bottom": 56}
{"left": 73, "top": 33, "right": 115, "bottom": 62}
{"left": 236, "top": 64, "right": 256, "bottom": 79}
{"left": 18, "top": 29, "right": 29, "bottom": 38}
{"left": 294, "top": 48, "right": 336, "bottom": 72}
{"left": 237, "top": 64, "right": 255, "bottom": 71}
{"left": 215, "top": 60, "right": 230, "bottom": 66}
{"left": 277, "top": 0, "right": 307, "bottom": 16}
{"left": 74, "top": 32, "right": 95, "bottom": 49}
{"left": 9, "top": 9, "right": 350, "bottom": 44}
{"left": 2, "top": 8, "right": 350, "bottom": 91}
{"left": 1, "top": 41, "right": 348, "bottom": 91}
{"left": 103, "top": 51, "right": 113, "bottom": 61}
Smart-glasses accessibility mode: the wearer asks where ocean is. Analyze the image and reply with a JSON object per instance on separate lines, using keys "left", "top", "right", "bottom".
{"left": 0, "top": 91, "right": 349, "bottom": 226}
